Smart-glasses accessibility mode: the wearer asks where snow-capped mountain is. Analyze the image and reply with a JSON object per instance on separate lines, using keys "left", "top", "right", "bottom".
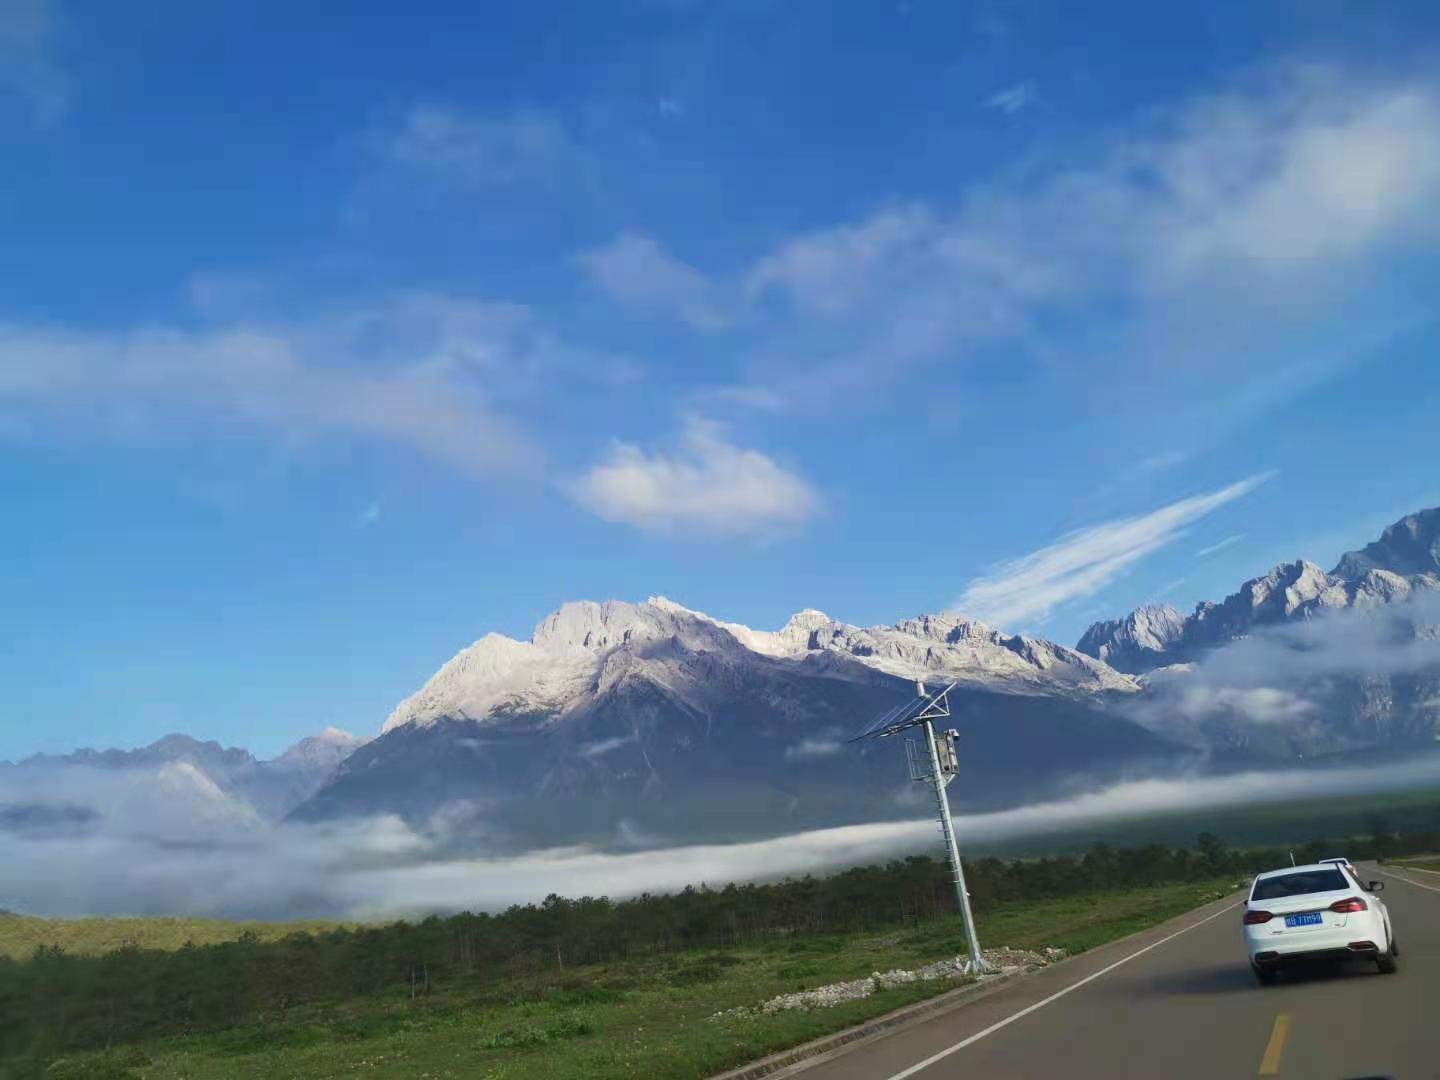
{"left": 381, "top": 597, "right": 1135, "bottom": 736}
{"left": 0, "top": 729, "right": 368, "bottom": 835}
{"left": 1076, "top": 508, "right": 1440, "bottom": 760}
{"left": 273, "top": 727, "right": 369, "bottom": 774}
{"left": 294, "top": 598, "right": 1172, "bottom": 848}
{"left": 1333, "top": 507, "right": 1440, "bottom": 580}
{"left": 1077, "top": 508, "right": 1440, "bottom": 673}
{"left": 1075, "top": 605, "right": 1187, "bottom": 672}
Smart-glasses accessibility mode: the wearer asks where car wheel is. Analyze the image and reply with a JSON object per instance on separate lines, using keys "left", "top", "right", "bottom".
{"left": 1377, "top": 938, "right": 1398, "bottom": 974}
{"left": 1253, "top": 964, "right": 1277, "bottom": 986}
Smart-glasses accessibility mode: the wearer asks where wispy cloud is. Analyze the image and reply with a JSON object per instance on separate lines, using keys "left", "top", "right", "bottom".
{"left": 953, "top": 473, "right": 1274, "bottom": 628}
{"left": 379, "top": 105, "right": 586, "bottom": 185}
{"left": 1155, "top": 576, "right": 1188, "bottom": 598}
{"left": 1171, "top": 685, "right": 1315, "bottom": 725}
{"left": 721, "top": 65, "right": 1440, "bottom": 419}
{"left": 579, "top": 735, "right": 637, "bottom": 760}
{"left": 746, "top": 206, "right": 935, "bottom": 316}
{"left": 784, "top": 737, "right": 844, "bottom": 761}
{"left": 1196, "top": 533, "right": 1245, "bottom": 558}
{"left": 0, "top": 0, "right": 70, "bottom": 124}
{"left": 984, "top": 80, "right": 1038, "bottom": 115}
{"left": 0, "top": 294, "right": 549, "bottom": 479}
{"left": 576, "top": 233, "right": 727, "bottom": 330}
{"left": 570, "top": 416, "right": 822, "bottom": 538}
{"left": 1138, "top": 451, "right": 1189, "bottom": 473}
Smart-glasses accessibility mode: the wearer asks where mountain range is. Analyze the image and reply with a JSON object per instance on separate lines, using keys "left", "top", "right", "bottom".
{"left": 1076, "top": 508, "right": 1440, "bottom": 672}
{"left": 5, "top": 507, "right": 1439, "bottom": 853}
{"left": 0, "top": 728, "right": 367, "bottom": 834}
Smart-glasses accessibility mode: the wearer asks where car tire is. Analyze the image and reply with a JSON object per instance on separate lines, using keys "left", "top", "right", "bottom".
{"left": 1253, "top": 964, "right": 1278, "bottom": 986}
{"left": 1377, "top": 936, "right": 1398, "bottom": 974}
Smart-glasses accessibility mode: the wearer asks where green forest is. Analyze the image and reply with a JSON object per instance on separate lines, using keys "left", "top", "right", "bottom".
{"left": 1, "top": 826, "right": 1431, "bottom": 1077}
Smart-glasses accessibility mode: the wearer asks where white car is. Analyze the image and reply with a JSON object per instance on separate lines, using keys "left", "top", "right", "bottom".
{"left": 1319, "top": 856, "right": 1358, "bottom": 877}
{"left": 1243, "top": 863, "right": 1397, "bottom": 985}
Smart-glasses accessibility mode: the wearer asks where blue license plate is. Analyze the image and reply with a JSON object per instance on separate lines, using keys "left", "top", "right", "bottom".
{"left": 1284, "top": 912, "right": 1323, "bottom": 928}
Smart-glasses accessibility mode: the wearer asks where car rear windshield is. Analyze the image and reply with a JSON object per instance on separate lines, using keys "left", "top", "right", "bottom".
{"left": 1251, "top": 869, "right": 1349, "bottom": 901}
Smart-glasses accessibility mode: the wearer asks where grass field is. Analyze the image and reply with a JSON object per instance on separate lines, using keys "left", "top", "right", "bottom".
{"left": 15, "top": 879, "right": 1237, "bottom": 1080}
{"left": 0, "top": 915, "right": 350, "bottom": 962}
{"left": 1394, "top": 854, "right": 1440, "bottom": 873}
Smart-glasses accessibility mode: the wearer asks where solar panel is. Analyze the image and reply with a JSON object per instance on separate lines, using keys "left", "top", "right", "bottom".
{"left": 849, "top": 680, "right": 958, "bottom": 741}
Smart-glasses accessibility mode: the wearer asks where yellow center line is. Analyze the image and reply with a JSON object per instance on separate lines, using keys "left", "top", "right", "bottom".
{"left": 1259, "top": 1012, "right": 1292, "bottom": 1076}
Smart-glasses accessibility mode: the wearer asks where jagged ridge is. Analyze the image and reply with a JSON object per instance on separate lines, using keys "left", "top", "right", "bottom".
{"left": 381, "top": 597, "right": 1136, "bottom": 734}
{"left": 1077, "top": 507, "right": 1440, "bottom": 673}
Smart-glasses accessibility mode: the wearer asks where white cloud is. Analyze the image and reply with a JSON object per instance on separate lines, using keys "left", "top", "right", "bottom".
{"left": 0, "top": 0, "right": 69, "bottom": 124}
{"left": 1132, "top": 590, "right": 1440, "bottom": 743}
{"left": 747, "top": 206, "right": 936, "bottom": 316}
{"left": 1196, "top": 533, "right": 1246, "bottom": 558}
{"left": 577, "top": 232, "right": 727, "bottom": 330}
{"left": 953, "top": 473, "right": 1274, "bottom": 628}
{"left": 579, "top": 735, "right": 638, "bottom": 760}
{"left": 1138, "top": 451, "right": 1189, "bottom": 472}
{"left": 784, "top": 737, "right": 844, "bottom": 761}
{"left": 571, "top": 416, "right": 822, "bottom": 537}
{"left": 724, "top": 65, "right": 1440, "bottom": 414}
{"left": 984, "top": 81, "right": 1038, "bottom": 115}
{"left": 0, "top": 294, "right": 548, "bottom": 478}
{"left": 1173, "top": 685, "right": 1316, "bottom": 725}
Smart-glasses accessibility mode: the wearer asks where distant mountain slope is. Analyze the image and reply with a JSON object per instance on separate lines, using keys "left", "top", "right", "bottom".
{"left": 0, "top": 729, "right": 367, "bottom": 833}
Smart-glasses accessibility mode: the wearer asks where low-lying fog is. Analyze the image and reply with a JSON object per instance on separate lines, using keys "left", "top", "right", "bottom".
{"left": 4, "top": 753, "right": 1439, "bottom": 922}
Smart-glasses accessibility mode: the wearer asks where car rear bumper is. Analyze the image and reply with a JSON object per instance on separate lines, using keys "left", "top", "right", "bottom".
{"left": 1251, "top": 940, "right": 1380, "bottom": 966}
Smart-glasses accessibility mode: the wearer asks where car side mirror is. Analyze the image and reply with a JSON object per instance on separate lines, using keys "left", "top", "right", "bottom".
{"left": 1367, "top": 880, "right": 1384, "bottom": 892}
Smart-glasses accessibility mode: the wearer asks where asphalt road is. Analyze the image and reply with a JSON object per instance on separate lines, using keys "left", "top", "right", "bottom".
{"left": 797, "top": 863, "right": 1439, "bottom": 1080}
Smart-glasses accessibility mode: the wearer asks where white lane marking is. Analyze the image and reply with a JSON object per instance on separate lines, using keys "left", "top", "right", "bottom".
{"left": 1373, "top": 866, "right": 1440, "bottom": 894}
{"left": 880, "top": 901, "right": 1243, "bottom": 1080}
{"left": 1394, "top": 863, "right": 1440, "bottom": 876}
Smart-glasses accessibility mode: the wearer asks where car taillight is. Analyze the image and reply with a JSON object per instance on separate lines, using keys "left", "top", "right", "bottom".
{"left": 1330, "top": 897, "right": 1368, "bottom": 913}
{"left": 1243, "top": 909, "right": 1273, "bottom": 924}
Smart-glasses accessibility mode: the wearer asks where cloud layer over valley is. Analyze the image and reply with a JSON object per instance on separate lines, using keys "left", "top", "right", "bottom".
{"left": 6, "top": 753, "right": 1440, "bottom": 922}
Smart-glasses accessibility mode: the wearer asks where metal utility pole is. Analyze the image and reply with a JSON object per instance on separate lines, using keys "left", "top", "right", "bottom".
{"left": 922, "top": 716, "right": 986, "bottom": 974}
{"left": 852, "top": 681, "right": 989, "bottom": 974}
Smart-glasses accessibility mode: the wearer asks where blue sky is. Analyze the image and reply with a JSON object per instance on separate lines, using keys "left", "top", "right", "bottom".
{"left": 4, "top": 0, "right": 1440, "bottom": 760}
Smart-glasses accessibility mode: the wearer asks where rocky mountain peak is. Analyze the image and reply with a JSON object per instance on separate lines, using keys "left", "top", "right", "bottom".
{"left": 1075, "top": 604, "right": 1186, "bottom": 671}
{"left": 1227, "top": 559, "right": 1347, "bottom": 617}
{"left": 274, "top": 728, "right": 367, "bottom": 771}
{"left": 1333, "top": 507, "right": 1440, "bottom": 580}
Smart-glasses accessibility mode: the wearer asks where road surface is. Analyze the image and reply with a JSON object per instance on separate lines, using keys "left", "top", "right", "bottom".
{"left": 798, "top": 863, "right": 1437, "bottom": 1080}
